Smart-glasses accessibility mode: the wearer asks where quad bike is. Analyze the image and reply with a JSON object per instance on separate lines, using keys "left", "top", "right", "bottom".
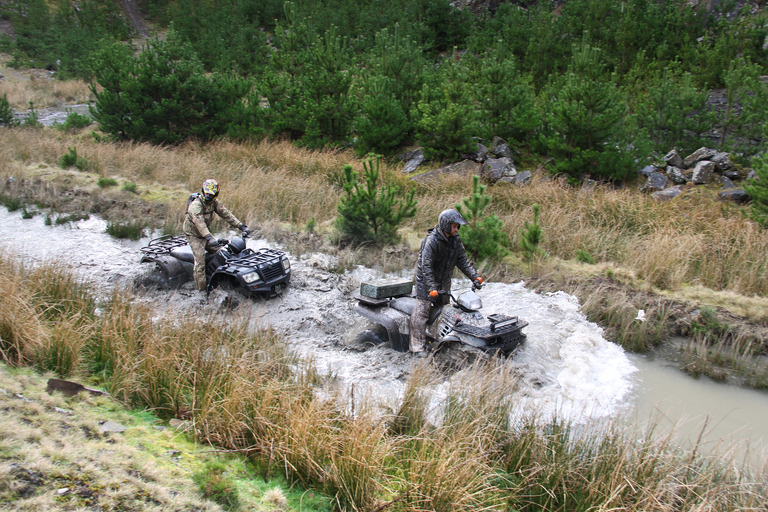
{"left": 353, "top": 278, "right": 528, "bottom": 367}
{"left": 138, "top": 235, "right": 291, "bottom": 297}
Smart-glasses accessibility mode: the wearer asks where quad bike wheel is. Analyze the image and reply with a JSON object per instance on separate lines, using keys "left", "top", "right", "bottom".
{"left": 352, "top": 323, "right": 388, "bottom": 348}
{"left": 135, "top": 270, "right": 170, "bottom": 291}
{"left": 430, "top": 340, "right": 492, "bottom": 371}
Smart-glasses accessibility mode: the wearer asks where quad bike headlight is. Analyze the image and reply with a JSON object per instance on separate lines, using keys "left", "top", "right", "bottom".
{"left": 243, "top": 271, "right": 261, "bottom": 284}
{"left": 281, "top": 258, "right": 291, "bottom": 271}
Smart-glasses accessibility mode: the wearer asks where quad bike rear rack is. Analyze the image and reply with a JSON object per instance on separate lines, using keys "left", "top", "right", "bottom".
{"left": 140, "top": 235, "right": 189, "bottom": 255}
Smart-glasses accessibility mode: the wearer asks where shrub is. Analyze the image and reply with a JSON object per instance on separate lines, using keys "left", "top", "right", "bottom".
{"left": 576, "top": 249, "right": 596, "bottom": 264}
{"left": 335, "top": 155, "right": 417, "bottom": 244}
{"left": 105, "top": 221, "right": 145, "bottom": 240}
{"left": 520, "top": 203, "right": 545, "bottom": 274}
{"left": 121, "top": 182, "right": 138, "bottom": 194}
{"left": 455, "top": 175, "right": 509, "bottom": 262}
{"left": 0, "top": 94, "right": 17, "bottom": 127}
{"left": 59, "top": 146, "right": 88, "bottom": 170}
{"left": 56, "top": 110, "right": 93, "bottom": 132}
{"left": 97, "top": 177, "right": 118, "bottom": 188}
{"left": 21, "top": 102, "right": 42, "bottom": 129}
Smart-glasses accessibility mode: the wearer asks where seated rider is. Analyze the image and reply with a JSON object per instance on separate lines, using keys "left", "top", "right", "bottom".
{"left": 183, "top": 178, "right": 250, "bottom": 291}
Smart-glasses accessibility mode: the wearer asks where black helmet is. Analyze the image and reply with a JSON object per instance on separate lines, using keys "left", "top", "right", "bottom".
{"left": 228, "top": 237, "right": 246, "bottom": 254}
{"left": 438, "top": 209, "right": 468, "bottom": 234}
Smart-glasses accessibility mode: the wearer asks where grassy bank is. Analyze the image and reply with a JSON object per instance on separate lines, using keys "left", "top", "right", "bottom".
{"left": 2, "top": 124, "right": 768, "bottom": 386}
{"left": 1, "top": 255, "right": 766, "bottom": 511}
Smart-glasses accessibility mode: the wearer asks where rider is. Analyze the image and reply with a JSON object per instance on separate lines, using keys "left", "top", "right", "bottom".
{"left": 410, "top": 208, "right": 483, "bottom": 355}
{"left": 183, "top": 179, "right": 250, "bottom": 291}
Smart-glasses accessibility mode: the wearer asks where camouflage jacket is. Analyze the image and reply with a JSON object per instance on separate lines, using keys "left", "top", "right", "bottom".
{"left": 414, "top": 225, "right": 478, "bottom": 301}
{"left": 182, "top": 195, "right": 241, "bottom": 239}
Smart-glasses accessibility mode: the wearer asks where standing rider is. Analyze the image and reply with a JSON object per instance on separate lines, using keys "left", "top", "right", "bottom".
{"left": 410, "top": 208, "right": 483, "bottom": 355}
{"left": 183, "top": 179, "right": 250, "bottom": 292}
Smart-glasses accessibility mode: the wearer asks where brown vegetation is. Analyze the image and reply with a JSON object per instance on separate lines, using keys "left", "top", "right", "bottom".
{"left": 1, "top": 256, "right": 766, "bottom": 511}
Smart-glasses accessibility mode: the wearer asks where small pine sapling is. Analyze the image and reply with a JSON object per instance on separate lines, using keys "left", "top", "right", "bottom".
{"left": 336, "top": 155, "right": 417, "bottom": 244}
{"left": 456, "top": 175, "right": 509, "bottom": 262}
{"left": 520, "top": 203, "right": 545, "bottom": 274}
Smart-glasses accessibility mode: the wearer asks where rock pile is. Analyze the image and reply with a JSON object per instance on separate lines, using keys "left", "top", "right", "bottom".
{"left": 640, "top": 147, "right": 751, "bottom": 203}
{"left": 403, "top": 137, "right": 532, "bottom": 187}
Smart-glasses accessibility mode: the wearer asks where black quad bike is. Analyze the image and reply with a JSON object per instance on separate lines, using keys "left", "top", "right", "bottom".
{"left": 353, "top": 278, "right": 528, "bottom": 367}
{"left": 138, "top": 235, "right": 291, "bottom": 297}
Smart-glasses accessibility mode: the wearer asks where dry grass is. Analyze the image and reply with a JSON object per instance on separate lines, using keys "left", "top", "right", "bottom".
{"left": 1, "top": 259, "right": 766, "bottom": 511}
{"left": 0, "top": 76, "right": 95, "bottom": 110}
{"left": 4, "top": 128, "right": 768, "bottom": 301}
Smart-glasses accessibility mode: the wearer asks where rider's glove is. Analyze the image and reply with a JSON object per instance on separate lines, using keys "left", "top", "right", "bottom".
{"left": 239, "top": 224, "right": 250, "bottom": 237}
{"left": 205, "top": 234, "right": 218, "bottom": 249}
{"left": 473, "top": 276, "right": 484, "bottom": 289}
{"left": 429, "top": 290, "right": 439, "bottom": 299}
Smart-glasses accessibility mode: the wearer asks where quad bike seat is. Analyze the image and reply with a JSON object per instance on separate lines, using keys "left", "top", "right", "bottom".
{"left": 389, "top": 296, "right": 443, "bottom": 325}
{"left": 170, "top": 246, "right": 195, "bottom": 263}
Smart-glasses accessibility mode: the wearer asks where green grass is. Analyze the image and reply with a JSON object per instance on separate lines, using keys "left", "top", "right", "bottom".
{"left": 105, "top": 220, "right": 145, "bottom": 240}
{"left": 97, "top": 177, "right": 118, "bottom": 188}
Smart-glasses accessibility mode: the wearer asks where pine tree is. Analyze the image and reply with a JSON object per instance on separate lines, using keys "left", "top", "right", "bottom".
{"left": 455, "top": 175, "right": 509, "bottom": 262}
{"left": 0, "top": 94, "right": 17, "bottom": 127}
{"left": 474, "top": 40, "right": 539, "bottom": 144}
{"left": 520, "top": 203, "right": 545, "bottom": 275}
{"left": 543, "top": 36, "right": 628, "bottom": 181}
{"left": 635, "top": 68, "right": 712, "bottom": 154}
{"left": 414, "top": 49, "right": 477, "bottom": 161}
{"left": 744, "top": 154, "right": 768, "bottom": 227}
{"left": 336, "top": 155, "right": 417, "bottom": 244}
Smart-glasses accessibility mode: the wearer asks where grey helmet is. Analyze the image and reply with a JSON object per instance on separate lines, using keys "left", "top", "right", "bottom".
{"left": 438, "top": 208, "right": 468, "bottom": 234}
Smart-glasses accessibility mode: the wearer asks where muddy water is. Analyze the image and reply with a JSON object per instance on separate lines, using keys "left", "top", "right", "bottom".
{"left": 1, "top": 208, "right": 767, "bottom": 462}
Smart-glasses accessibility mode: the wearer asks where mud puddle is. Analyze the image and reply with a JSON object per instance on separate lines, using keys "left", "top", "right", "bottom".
{"left": 0, "top": 207, "right": 637, "bottom": 425}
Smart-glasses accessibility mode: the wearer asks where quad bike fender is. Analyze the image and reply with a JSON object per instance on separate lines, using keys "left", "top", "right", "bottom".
{"left": 141, "top": 254, "right": 190, "bottom": 289}
{"left": 354, "top": 303, "right": 409, "bottom": 352}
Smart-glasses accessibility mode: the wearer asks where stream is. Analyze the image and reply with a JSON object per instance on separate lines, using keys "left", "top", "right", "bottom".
{"left": 1, "top": 207, "right": 766, "bottom": 467}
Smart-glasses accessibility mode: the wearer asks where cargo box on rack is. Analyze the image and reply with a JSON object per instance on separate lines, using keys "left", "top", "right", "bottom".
{"left": 360, "top": 278, "right": 413, "bottom": 299}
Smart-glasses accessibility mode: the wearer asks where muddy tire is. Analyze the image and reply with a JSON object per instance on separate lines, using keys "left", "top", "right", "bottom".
{"left": 352, "top": 324, "right": 388, "bottom": 349}
{"left": 431, "top": 341, "right": 490, "bottom": 370}
{"left": 136, "top": 271, "right": 170, "bottom": 291}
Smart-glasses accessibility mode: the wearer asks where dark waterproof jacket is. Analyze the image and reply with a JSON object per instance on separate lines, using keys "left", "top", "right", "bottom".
{"left": 415, "top": 226, "right": 478, "bottom": 302}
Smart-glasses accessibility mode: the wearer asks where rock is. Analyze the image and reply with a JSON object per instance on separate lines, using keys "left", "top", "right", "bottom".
{"left": 691, "top": 160, "right": 716, "bottom": 184}
{"left": 723, "top": 169, "right": 741, "bottom": 181}
{"left": 481, "top": 157, "right": 516, "bottom": 183}
{"left": 718, "top": 189, "right": 750, "bottom": 203}
{"left": 720, "top": 176, "right": 735, "bottom": 189}
{"left": 461, "top": 143, "right": 489, "bottom": 163}
{"left": 99, "top": 420, "right": 128, "bottom": 433}
{"left": 666, "top": 166, "right": 689, "bottom": 184}
{"left": 402, "top": 150, "right": 424, "bottom": 174}
{"left": 652, "top": 185, "right": 684, "bottom": 202}
{"left": 490, "top": 137, "right": 515, "bottom": 160}
{"left": 641, "top": 171, "right": 669, "bottom": 192}
{"left": 638, "top": 165, "right": 656, "bottom": 177}
{"left": 664, "top": 149, "right": 685, "bottom": 168}
{"left": 514, "top": 170, "right": 532, "bottom": 185}
{"left": 683, "top": 147, "right": 717, "bottom": 168}
{"left": 409, "top": 159, "right": 480, "bottom": 183}
{"left": 711, "top": 151, "right": 733, "bottom": 172}
{"left": 169, "top": 418, "right": 193, "bottom": 431}
{"left": 47, "top": 378, "right": 108, "bottom": 397}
